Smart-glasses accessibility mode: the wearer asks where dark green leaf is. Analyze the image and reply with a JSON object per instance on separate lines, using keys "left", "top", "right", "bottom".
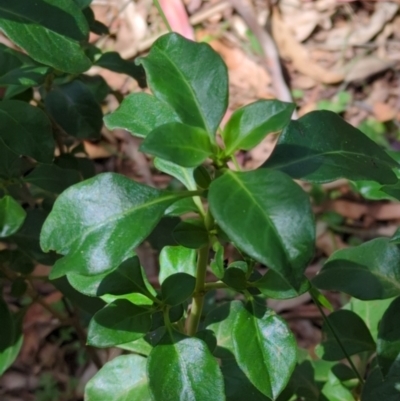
{"left": 79, "top": 75, "right": 110, "bottom": 103}
{"left": 172, "top": 218, "right": 209, "bottom": 249}
{"left": 147, "top": 330, "right": 225, "bottom": 401}
{"left": 222, "top": 263, "right": 248, "bottom": 291}
{"left": 41, "top": 173, "right": 186, "bottom": 278}
{"left": 85, "top": 354, "right": 152, "bottom": 401}
{"left": 0, "top": 250, "right": 34, "bottom": 274}
{"left": 159, "top": 245, "right": 196, "bottom": 283}
{"left": 165, "top": 197, "right": 198, "bottom": 216}
{"left": 140, "top": 122, "right": 215, "bottom": 167}
{"left": 45, "top": 80, "right": 103, "bottom": 139}
{"left": 104, "top": 93, "right": 180, "bottom": 138}
{"left": 321, "top": 370, "right": 355, "bottom": 401}
{"left": 317, "top": 310, "right": 375, "bottom": 361}
{"left": 25, "top": 164, "right": 81, "bottom": 194}
{"left": 209, "top": 169, "right": 315, "bottom": 288}
{"left": 0, "top": 196, "right": 26, "bottom": 237}
{"left": 73, "top": 0, "right": 92, "bottom": 9}
{"left": 118, "top": 327, "right": 165, "bottom": 356}
{"left": 222, "top": 100, "right": 295, "bottom": 155}
{"left": 313, "top": 238, "right": 400, "bottom": 300}
{"left": 11, "top": 278, "right": 27, "bottom": 297}
{"left": 232, "top": 301, "right": 297, "bottom": 399}
{"left": 55, "top": 154, "right": 95, "bottom": 180}
{"left": 161, "top": 272, "right": 196, "bottom": 306}
{"left": 377, "top": 296, "right": 400, "bottom": 377}
{"left": 0, "top": 297, "right": 14, "bottom": 351}
{"left": 195, "top": 330, "right": 217, "bottom": 354}
{"left": 138, "top": 32, "right": 228, "bottom": 135}
{"left": 146, "top": 216, "right": 180, "bottom": 250}
{"left": 0, "top": 140, "right": 23, "bottom": 180}
{"left": 0, "top": 100, "right": 54, "bottom": 162}
{"left": 264, "top": 111, "right": 398, "bottom": 184}
{"left": 82, "top": 8, "right": 109, "bottom": 36}
{"left": 88, "top": 300, "right": 152, "bottom": 347}
{"left": 0, "top": 65, "right": 50, "bottom": 87}
{"left": 0, "top": 0, "right": 91, "bottom": 73}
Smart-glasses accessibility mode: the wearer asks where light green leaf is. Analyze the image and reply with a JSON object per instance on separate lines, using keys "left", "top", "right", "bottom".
{"left": 159, "top": 245, "right": 196, "bottom": 284}
{"left": 154, "top": 157, "right": 196, "bottom": 190}
{"left": 0, "top": 196, "right": 26, "bottom": 238}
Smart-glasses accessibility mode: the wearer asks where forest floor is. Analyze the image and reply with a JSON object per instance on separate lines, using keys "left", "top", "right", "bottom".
{"left": 1, "top": 1, "right": 400, "bottom": 400}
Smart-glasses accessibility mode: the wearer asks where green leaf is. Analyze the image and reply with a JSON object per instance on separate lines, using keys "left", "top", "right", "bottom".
{"left": 140, "top": 122, "right": 215, "bottom": 167}
{"left": 209, "top": 169, "right": 315, "bottom": 288}
{"left": 138, "top": 32, "right": 228, "bottom": 135}
{"left": 95, "top": 52, "right": 144, "bottom": 82}
{"left": 0, "top": 196, "right": 26, "bottom": 238}
{"left": 0, "top": 297, "right": 14, "bottom": 351}
{"left": 147, "top": 330, "right": 225, "bottom": 401}
{"left": 317, "top": 310, "right": 375, "bottom": 361}
{"left": 55, "top": 154, "right": 95, "bottom": 180}
{"left": 312, "top": 238, "right": 400, "bottom": 300}
{"left": 165, "top": 197, "right": 198, "bottom": 216}
{"left": 321, "top": 370, "right": 356, "bottom": 401}
{"left": 0, "top": 249, "right": 34, "bottom": 275}
{"left": 0, "top": 140, "right": 23, "bottom": 180}
{"left": 104, "top": 93, "right": 181, "bottom": 138}
{"left": 0, "top": 65, "right": 50, "bottom": 88}
{"left": 85, "top": 354, "right": 152, "bottom": 401}
{"left": 161, "top": 272, "right": 196, "bottom": 306}
{"left": 232, "top": 300, "right": 297, "bottom": 399}
{"left": 222, "top": 262, "right": 248, "bottom": 291}
{"left": 0, "top": 0, "right": 91, "bottom": 74}
{"left": 25, "top": 164, "right": 81, "bottom": 194}
{"left": 210, "top": 241, "right": 224, "bottom": 279}
{"left": 45, "top": 80, "right": 103, "bottom": 139}
{"left": 377, "top": 296, "right": 400, "bottom": 377}
{"left": 205, "top": 301, "right": 270, "bottom": 401}
{"left": 222, "top": 100, "right": 295, "bottom": 155}
{"left": 172, "top": 218, "right": 209, "bottom": 249}
{"left": 154, "top": 157, "right": 196, "bottom": 190}
{"left": 390, "top": 227, "right": 400, "bottom": 244}
{"left": 159, "top": 245, "right": 196, "bottom": 284}
{"left": 41, "top": 173, "right": 186, "bottom": 278}
{"left": 0, "top": 331, "right": 23, "bottom": 376}
{"left": 264, "top": 111, "right": 398, "bottom": 184}
{"left": 0, "top": 100, "right": 54, "bottom": 162}
{"left": 88, "top": 300, "right": 152, "bottom": 347}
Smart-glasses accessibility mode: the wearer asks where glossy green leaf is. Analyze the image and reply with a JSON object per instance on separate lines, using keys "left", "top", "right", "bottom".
{"left": 362, "top": 359, "right": 400, "bottom": 401}
{"left": 209, "top": 169, "right": 315, "bottom": 288}
{"left": 343, "top": 297, "right": 395, "bottom": 341}
{"left": 161, "top": 272, "right": 196, "bottom": 306}
{"left": 45, "top": 80, "right": 102, "bottom": 139}
{"left": 138, "top": 32, "right": 228, "bottom": 135}
{"left": 317, "top": 310, "right": 375, "bottom": 361}
{"left": 147, "top": 330, "right": 225, "bottom": 401}
{"left": 95, "top": 52, "right": 144, "bottom": 82}
{"left": 0, "top": 0, "right": 91, "bottom": 73}
{"left": 172, "top": 219, "right": 209, "bottom": 249}
{"left": 377, "top": 296, "right": 400, "bottom": 377}
{"left": 222, "top": 99, "right": 295, "bottom": 155}
{"left": 205, "top": 301, "right": 269, "bottom": 401}
{"left": 0, "top": 100, "right": 54, "bottom": 162}
{"left": 351, "top": 180, "right": 395, "bottom": 201}
{"left": 85, "top": 354, "right": 152, "bottom": 401}
{"left": 67, "top": 255, "right": 155, "bottom": 299}
{"left": 118, "top": 327, "right": 165, "bottom": 356}
{"left": 25, "top": 164, "right": 81, "bottom": 194}
{"left": 154, "top": 157, "right": 196, "bottom": 190}
{"left": 141, "top": 122, "right": 215, "bottom": 167}
{"left": 0, "top": 196, "right": 26, "bottom": 238}
{"left": 390, "top": 227, "right": 400, "bottom": 244}
{"left": 165, "top": 197, "right": 198, "bottom": 216}
{"left": 159, "top": 245, "right": 196, "bottom": 284}
{"left": 88, "top": 300, "right": 152, "bottom": 347}
{"left": 232, "top": 300, "right": 297, "bottom": 399}
{"left": 41, "top": 173, "right": 186, "bottom": 278}
{"left": 264, "top": 111, "right": 398, "bottom": 184}
{"left": 104, "top": 93, "right": 180, "bottom": 138}
{"left": 313, "top": 238, "right": 400, "bottom": 300}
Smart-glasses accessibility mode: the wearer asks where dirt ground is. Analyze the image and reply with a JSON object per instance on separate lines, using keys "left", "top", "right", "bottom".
{"left": 1, "top": 1, "right": 399, "bottom": 400}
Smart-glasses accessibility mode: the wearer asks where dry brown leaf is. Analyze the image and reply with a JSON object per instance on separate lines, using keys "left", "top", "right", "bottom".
{"left": 331, "top": 200, "right": 368, "bottom": 219}
{"left": 344, "top": 56, "right": 396, "bottom": 83}
{"left": 373, "top": 101, "right": 397, "bottom": 122}
{"left": 84, "top": 141, "right": 114, "bottom": 159}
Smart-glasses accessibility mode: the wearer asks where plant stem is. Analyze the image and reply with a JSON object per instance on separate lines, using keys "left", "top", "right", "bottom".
{"left": 310, "top": 290, "right": 365, "bottom": 384}
{"left": 153, "top": 0, "right": 172, "bottom": 33}
{"left": 204, "top": 281, "right": 228, "bottom": 291}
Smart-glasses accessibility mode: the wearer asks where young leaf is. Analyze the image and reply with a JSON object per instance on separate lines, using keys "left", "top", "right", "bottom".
{"left": 264, "top": 111, "right": 398, "bottom": 184}
{"left": 232, "top": 301, "right": 297, "bottom": 399}
{"left": 161, "top": 272, "right": 196, "bottom": 306}
{"left": 209, "top": 169, "right": 315, "bottom": 289}
{"left": 172, "top": 219, "right": 209, "bottom": 249}
{"left": 147, "top": 331, "right": 225, "bottom": 401}
{"left": 85, "top": 354, "right": 152, "bottom": 401}
{"left": 24, "top": 164, "right": 81, "bottom": 194}
{"left": 222, "top": 99, "right": 295, "bottom": 155}
{"left": 87, "top": 300, "right": 152, "bottom": 347}
{"left": 316, "top": 310, "right": 375, "bottom": 361}
{"left": 41, "top": 173, "right": 188, "bottom": 278}
{"left": 0, "top": 0, "right": 91, "bottom": 73}
{"left": 154, "top": 158, "right": 196, "bottom": 190}
{"left": 140, "top": 122, "right": 215, "bottom": 167}
{"left": 377, "top": 296, "right": 400, "bottom": 377}
{"left": 321, "top": 370, "right": 355, "bottom": 401}
{"left": 312, "top": 238, "right": 400, "bottom": 300}
{"left": 0, "top": 196, "right": 26, "bottom": 238}
{"left": 159, "top": 245, "right": 196, "bottom": 284}
{"left": 0, "top": 100, "right": 54, "bottom": 163}
{"left": 104, "top": 93, "right": 180, "bottom": 138}
{"left": 45, "top": 80, "right": 103, "bottom": 139}
{"left": 138, "top": 32, "right": 228, "bottom": 135}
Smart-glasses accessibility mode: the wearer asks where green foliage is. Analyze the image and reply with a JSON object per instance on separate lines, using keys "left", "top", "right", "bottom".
{"left": 0, "top": 5, "right": 400, "bottom": 399}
